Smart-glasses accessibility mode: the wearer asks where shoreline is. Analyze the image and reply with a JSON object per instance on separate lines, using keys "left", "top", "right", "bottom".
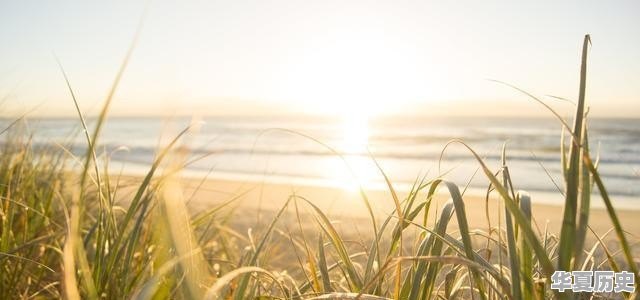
{"left": 113, "top": 173, "right": 640, "bottom": 242}
{"left": 112, "top": 165, "right": 640, "bottom": 211}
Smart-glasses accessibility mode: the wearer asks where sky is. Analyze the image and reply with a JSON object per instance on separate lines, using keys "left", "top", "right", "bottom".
{"left": 1, "top": 0, "right": 639, "bottom": 118}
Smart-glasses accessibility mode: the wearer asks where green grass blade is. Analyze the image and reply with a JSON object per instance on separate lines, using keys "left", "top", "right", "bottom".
{"left": 573, "top": 123, "right": 591, "bottom": 269}
{"left": 442, "top": 140, "right": 557, "bottom": 295}
{"left": 583, "top": 154, "right": 640, "bottom": 288}
{"left": 501, "top": 146, "right": 522, "bottom": 300}
{"left": 409, "top": 199, "right": 454, "bottom": 299}
{"left": 517, "top": 192, "right": 534, "bottom": 300}
{"left": 443, "top": 180, "right": 488, "bottom": 299}
{"left": 558, "top": 34, "right": 590, "bottom": 272}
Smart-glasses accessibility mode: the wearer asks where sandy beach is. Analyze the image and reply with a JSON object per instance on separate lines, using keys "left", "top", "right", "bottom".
{"left": 120, "top": 175, "right": 639, "bottom": 251}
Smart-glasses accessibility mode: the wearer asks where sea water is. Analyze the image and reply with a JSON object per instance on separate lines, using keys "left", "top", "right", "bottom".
{"left": 4, "top": 115, "right": 639, "bottom": 208}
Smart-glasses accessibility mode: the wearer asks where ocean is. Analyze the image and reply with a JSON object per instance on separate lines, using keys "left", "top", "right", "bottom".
{"left": 5, "top": 115, "right": 639, "bottom": 209}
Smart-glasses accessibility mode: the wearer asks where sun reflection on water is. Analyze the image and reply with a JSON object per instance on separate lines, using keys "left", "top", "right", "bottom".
{"left": 328, "top": 113, "right": 379, "bottom": 192}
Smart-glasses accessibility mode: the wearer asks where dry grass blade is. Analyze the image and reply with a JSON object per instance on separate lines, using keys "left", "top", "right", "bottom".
{"left": 308, "top": 292, "right": 391, "bottom": 300}
{"left": 294, "top": 195, "right": 364, "bottom": 291}
{"left": 318, "top": 234, "right": 333, "bottom": 293}
{"left": 256, "top": 128, "right": 382, "bottom": 280}
{"left": 232, "top": 197, "right": 291, "bottom": 299}
{"left": 203, "top": 266, "right": 287, "bottom": 300}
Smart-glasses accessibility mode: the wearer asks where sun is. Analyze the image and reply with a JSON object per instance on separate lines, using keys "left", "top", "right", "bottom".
{"left": 277, "top": 29, "right": 430, "bottom": 117}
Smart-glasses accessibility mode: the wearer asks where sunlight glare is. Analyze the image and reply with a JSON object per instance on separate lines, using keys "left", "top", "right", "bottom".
{"left": 328, "top": 112, "right": 379, "bottom": 192}
{"left": 339, "top": 113, "right": 369, "bottom": 155}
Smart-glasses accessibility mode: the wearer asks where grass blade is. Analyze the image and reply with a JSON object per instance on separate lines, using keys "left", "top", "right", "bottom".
{"left": 558, "top": 34, "right": 590, "bottom": 272}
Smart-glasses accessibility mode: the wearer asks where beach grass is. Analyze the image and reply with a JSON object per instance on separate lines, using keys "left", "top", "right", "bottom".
{"left": 1, "top": 34, "right": 639, "bottom": 299}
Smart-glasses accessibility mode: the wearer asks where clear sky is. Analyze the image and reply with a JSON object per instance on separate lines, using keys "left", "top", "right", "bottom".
{"left": 1, "top": 0, "right": 639, "bottom": 117}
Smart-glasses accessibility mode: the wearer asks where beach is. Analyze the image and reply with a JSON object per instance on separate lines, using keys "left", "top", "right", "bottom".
{"left": 123, "top": 175, "right": 640, "bottom": 251}
{"left": 3, "top": 2, "right": 640, "bottom": 297}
